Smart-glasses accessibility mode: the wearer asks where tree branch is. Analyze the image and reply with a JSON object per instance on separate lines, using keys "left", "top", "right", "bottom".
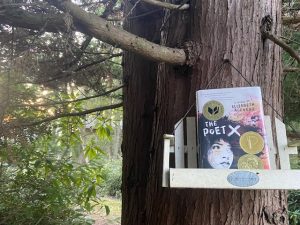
{"left": 0, "top": 5, "right": 67, "bottom": 33}
{"left": 282, "top": 16, "right": 300, "bottom": 25}
{"left": 30, "top": 53, "right": 122, "bottom": 84}
{"left": 263, "top": 32, "right": 300, "bottom": 64}
{"left": 12, "top": 102, "right": 123, "bottom": 127}
{"left": 46, "top": 0, "right": 186, "bottom": 64}
{"left": 17, "top": 85, "right": 124, "bottom": 107}
{"left": 141, "top": 0, "right": 189, "bottom": 10}
{"left": 283, "top": 67, "right": 300, "bottom": 73}
{"left": 1, "top": 1, "right": 187, "bottom": 64}
{"left": 0, "top": 2, "right": 186, "bottom": 64}
{"left": 75, "top": 53, "right": 122, "bottom": 72}
{"left": 64, "top": 35, "right": 93, "bottom": 68}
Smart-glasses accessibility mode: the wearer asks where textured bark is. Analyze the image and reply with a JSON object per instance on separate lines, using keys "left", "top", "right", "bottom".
{"left": 123, "top": 1, "right": 287, "bottom": 225}
{"left": 122, "top": 2, "right": 162, "bottom": 224}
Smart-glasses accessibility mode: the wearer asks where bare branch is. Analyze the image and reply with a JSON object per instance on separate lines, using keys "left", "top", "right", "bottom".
{"left": 75, "top": 53, "right": 122, "bottom": 72}
{"left": 0, "top": 1, "right": 187, "bottom": 64}
{"left": 17, "top": 85, "right": 124, "bottom": 107}
{"left": 282, "top": 16, "right": 300, "bottom": 25}
{"left": 0, "top": 5, "right": 67, "bottom": 33}
{"left": 142, "top": 0, "right": 189, "bottom": 10}
{"left": 46, "top": 0, "right": 186, "bottom": 64}
{"left": 65, "top": 36, "right": 93, "bottom": 68}
{"left": 26, "top": 53, "right": 122, "bottom": 85}
{"left": 12, "top": 102, "right": 123, "bottom": 127}
{"left": 283, "top": 67, "right": 300, "bottom": 73}
{"left": 263, "top": 32, "right": 300, "bottom": 64}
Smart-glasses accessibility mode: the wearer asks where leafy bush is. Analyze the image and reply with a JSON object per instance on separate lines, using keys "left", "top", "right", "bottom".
{"left": 99, "top": 159, "right": 122, "bottom": 198}
{"left": 289, "top": 155, "right": 300, "bottom": 225}
{"left": 0, "top": 134, "right": 105, "bottom": 225}
{"left": 289, "top": 190, "right": 300, "bottom": 225}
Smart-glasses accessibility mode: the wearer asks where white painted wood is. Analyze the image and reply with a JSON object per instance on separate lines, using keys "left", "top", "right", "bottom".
{"left": 275, "top": 118, "right": 297, "bottom": 169}
{"left": 186, "top": 117, "right": 198, "bottom": 168}
{"left": 169, "top": 169, "right": 300, "bottom": 190}
{"left": 162, "top": 136, "right": 171, "bottom": 187}
{"left": 162, "top": 116, "right": 300, "bottom": 190}
{"left": 174, "top": 120, "right": 185, "bottom": 168}
{"left": 264, "top": 116, "right": 278, "bottom": 169}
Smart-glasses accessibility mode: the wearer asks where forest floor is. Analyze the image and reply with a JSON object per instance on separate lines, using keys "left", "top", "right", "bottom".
{"left": 91, "top": 197, "right": 121, "bottom": 225}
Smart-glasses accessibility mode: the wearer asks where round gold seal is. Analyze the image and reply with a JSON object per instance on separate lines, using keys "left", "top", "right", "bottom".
{"left": 237, "top": 154, "right": 263, "bottom": 169}
{"left": 203, "top": 100, "right": 224, "bottom": 121}
{"left": 239, "top": 131, "right": 264, "bottom": 154}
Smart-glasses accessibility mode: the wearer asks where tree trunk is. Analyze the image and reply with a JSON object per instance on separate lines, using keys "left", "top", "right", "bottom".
{"left": 123, "top": 1, "right": 288, "bottom": 225}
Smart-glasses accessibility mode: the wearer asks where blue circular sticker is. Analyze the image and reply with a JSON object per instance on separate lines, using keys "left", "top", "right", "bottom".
{"left": 227, "top": 171, "right": 259, "bottom": 187}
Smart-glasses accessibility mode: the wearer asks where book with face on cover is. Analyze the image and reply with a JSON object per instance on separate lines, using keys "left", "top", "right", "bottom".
{"left": 196, "top": 87, "right": 270, "bottom": 169}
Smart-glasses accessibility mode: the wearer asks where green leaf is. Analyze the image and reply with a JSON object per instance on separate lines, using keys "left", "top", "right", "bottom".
{"left": 104, "top": 205, "right": 110, "bottom": 215}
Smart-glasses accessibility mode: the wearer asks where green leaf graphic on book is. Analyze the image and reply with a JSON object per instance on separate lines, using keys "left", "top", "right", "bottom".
{"left": 203, "top": 100, "right": 224, "bottom": 120}
{"left": 208, "top": 106, "right": 219, "bottom": 115}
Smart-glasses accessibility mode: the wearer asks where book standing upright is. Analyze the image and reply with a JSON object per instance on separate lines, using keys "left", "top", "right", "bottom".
{"left": 196, "top": 87, "right": 270, "bottom": 169}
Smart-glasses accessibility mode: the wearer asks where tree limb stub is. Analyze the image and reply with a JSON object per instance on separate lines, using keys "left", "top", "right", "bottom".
{"left": 142, "top": 0, "right": 189, "bottom": 10}
{"left": 11, "top": 102, "right": 123, "bottom": 127}
{"left": 46, "top": 0, "right": 186, "bottom": 65}
{"left": 282, "top": 16, "right": 300, "bottom": 25}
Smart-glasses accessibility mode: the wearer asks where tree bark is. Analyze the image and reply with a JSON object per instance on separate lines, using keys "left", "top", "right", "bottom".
{"left": 123, "top": 1, "right": 288, "bottom": 225}
{"left": 122, "top": 2, "right": 162, "bottom": 224}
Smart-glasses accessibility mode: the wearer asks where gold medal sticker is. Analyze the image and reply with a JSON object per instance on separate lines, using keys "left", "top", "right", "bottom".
{"left": 239, "top": 131, "right": 264, "bottom": 154}
{"left": 203, "top": 100, "right": 224, "bottom": 121}
{"left": 238, "top": 154, "right": 263, "bottom": 169}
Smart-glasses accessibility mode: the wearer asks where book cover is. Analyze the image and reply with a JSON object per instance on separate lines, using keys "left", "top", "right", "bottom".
{"left": 196, "top": 87, "right": 270, "bottom": 169}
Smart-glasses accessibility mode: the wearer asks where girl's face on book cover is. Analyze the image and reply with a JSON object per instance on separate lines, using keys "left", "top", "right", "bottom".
{"left": 207, "top": 139, "right": 233, "bottom": 169}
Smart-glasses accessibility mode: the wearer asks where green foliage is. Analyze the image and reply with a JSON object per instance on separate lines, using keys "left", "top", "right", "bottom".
{"left": 282, "top": 26, "right": 300, "bottom": 125}
{"left": 0, "top": 149, "right": 98, "bottom": 224}
{"left": 289, "top": 190, "right": 300, "bottom": 225}
{"left": 289, "top": 155, "right": 300, "bottom": 225}
{"left": 284, "top": 72, "right": 300, "bottom": 124}
{"left": 0, "top": 115, "right": 113, "bottom": 224}
{"left": 99, "top": 159, "right": 122, "bottom": 198}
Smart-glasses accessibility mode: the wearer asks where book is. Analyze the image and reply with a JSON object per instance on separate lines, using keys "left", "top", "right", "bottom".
{"left": 196, "top": 87, "right": 270, "bottom": 169}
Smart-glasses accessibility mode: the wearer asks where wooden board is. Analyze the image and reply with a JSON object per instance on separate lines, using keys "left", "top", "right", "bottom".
{"left": 174, "top": 120, "right": 185, "bottom": 168}
{"left": 186, "top": 117, "right": 197, "bottom": 168}
{"left": 264, "top": 116, "right": 277, "bottom": 169}
{"left": 169, "top": 169, "right": 300, "bottom": 190}
{"left": 275, "top": 118, "right": 298, "bottom": 169}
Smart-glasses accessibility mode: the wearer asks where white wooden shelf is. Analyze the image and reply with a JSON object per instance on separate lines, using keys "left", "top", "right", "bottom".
{"left": 163, "top": 116, "right": 300, "bottom": 190}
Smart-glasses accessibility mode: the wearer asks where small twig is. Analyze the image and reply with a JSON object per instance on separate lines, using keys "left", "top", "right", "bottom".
{"left": 124, "top": 0, "right": 142, "bottom": 21}
{"left": 142, "top": 0, "right": 189, "bottom": 10}
{"left": 283, "top": 67, "right": 300, "bottom": 73}
{"left": 279, "top": 36, "right": 300, "bottom": 46}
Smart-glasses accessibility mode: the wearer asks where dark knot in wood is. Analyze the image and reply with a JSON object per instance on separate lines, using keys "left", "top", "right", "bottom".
{"left": 260, "top": 15, "right": 273, "bottom": 38}
{"left": 183, "top": 41, "right": 201, "bottom": 66}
